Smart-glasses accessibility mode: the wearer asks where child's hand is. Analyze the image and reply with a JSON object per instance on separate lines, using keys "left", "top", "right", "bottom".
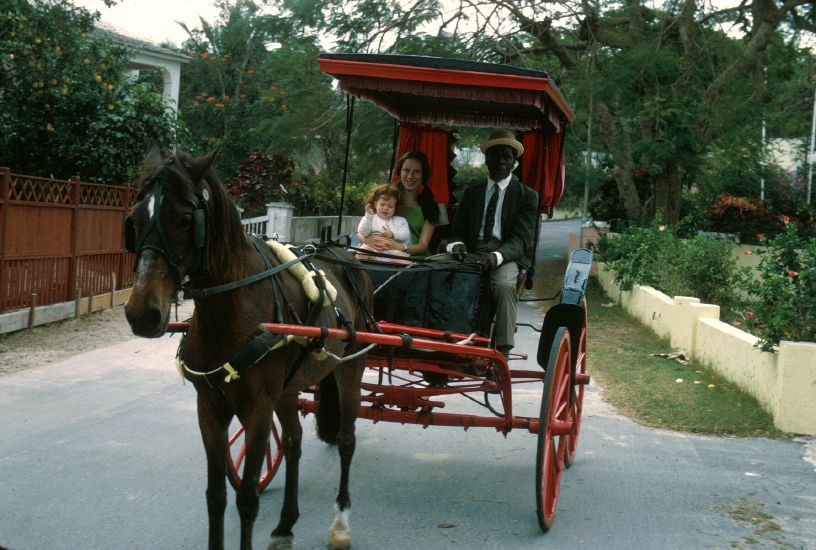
{"left": 382, "top": 226, "right": 394, "bottom": 239}
{"left": 365, "top": 205, "right": 375, "bottom": 215}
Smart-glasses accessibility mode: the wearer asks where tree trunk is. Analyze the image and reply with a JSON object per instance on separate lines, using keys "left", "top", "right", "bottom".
{"left": 594, "top": 101, "right": 642, "bottom": 218}
{"left": 650, "top": 165, "right": 683, "bottom": 223}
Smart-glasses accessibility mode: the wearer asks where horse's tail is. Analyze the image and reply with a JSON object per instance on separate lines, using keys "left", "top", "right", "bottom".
{"left": 316, "top": 371, "right": 340, "bottom": 445}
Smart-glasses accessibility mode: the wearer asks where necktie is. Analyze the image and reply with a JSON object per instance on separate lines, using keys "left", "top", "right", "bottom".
{"left": 483, "top": 186, "right": 499, "bottom": 240}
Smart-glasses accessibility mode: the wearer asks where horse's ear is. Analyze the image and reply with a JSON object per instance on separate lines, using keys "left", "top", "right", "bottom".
{"left": 185, "top": 147, "right": 220, "bottom": 185}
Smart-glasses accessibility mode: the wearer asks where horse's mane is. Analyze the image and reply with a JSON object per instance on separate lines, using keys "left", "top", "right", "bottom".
{"left": 201, "top": 166, "right": 250, "bottom": 282}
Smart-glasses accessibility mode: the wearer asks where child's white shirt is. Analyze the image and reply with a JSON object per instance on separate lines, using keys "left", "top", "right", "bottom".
{"left": 357, "top": 212, "right": 411, "bottom": 244}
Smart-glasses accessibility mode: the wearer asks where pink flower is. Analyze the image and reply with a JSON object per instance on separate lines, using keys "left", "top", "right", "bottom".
{"left": 732, "top": 320, "right": 742, "bottom": 327}
{"left": 745, "top": 311, "right": 753, "bottom": 318}
{"left": 757, "top": 233, "right": 764, "bottom": 241}
{"left": 782, "top": 215, "right": 790, "bottom": 224}
{"left": 743, "top": 250, "right": 753, "bottom": 255}
{"left": 788, "top": 270, "right": 798, "bottom": 278}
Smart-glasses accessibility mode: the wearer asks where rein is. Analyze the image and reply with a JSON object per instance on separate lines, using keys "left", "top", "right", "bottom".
{"left": 183, "top": 239, "right": 317, "bottom": 299}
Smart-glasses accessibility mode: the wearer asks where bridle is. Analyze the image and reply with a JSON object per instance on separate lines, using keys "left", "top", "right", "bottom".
{"left": 124, "top": 159, "right": 213, "bottom": 292}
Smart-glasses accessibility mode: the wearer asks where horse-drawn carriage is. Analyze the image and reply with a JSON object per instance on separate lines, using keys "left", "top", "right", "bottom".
{"left": 124, "top": 54, "right": 590, "bottom": 549}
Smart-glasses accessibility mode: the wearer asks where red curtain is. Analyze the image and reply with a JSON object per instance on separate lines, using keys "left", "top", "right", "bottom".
{"left": 391, "top": 124, "right": 451, "bottom": 204}
{"left": 521, "top": 130, "right": 564, "bottom": 210}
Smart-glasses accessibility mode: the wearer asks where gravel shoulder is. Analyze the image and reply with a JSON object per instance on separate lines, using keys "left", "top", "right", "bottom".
{"left": 0, "top": 302, "right": 192, "bottom": 377}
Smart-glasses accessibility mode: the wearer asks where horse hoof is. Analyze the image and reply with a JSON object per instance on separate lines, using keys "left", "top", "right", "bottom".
{"left": 267, "top": 535, "right": 293, "bottom": 550}
{"left": 327, "top": 529, "right": 350, "bottom": 550}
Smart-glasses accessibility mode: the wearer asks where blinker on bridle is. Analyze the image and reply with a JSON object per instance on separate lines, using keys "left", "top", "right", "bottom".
{"left": 125, "top": 160, "right": 213, "bottom": 291}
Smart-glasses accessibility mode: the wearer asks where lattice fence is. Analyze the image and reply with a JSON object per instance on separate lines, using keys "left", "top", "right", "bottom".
{"left": 0, "top": 168, "right": 136, "bottom": 313}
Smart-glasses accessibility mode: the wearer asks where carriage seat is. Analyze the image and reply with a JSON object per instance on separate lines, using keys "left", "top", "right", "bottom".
{"left": 363, "top": 260, "right": 491, "bottom": 335}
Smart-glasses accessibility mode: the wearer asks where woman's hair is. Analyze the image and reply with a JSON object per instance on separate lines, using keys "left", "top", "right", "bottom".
{"left": 366, "top": 183, "right": 403, "bottom": 214}
{"left": 394, "top": 150, "right": 439, "bottom": 224}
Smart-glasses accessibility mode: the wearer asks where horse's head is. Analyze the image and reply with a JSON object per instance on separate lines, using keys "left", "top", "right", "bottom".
{"left": 124, "top": 145, "right": 219, "bottom": 337}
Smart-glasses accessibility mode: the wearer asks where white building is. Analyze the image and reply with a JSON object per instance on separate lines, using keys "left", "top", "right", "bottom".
{"left": 107, "top": 31, "right": 189, "bottom": 113}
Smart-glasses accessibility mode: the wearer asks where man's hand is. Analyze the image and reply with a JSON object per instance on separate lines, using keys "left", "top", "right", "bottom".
{"left": 464, "top": 251, "right": 498, "bottom": 272}
{"left": 451, "top": 243, "right": 467, "bottom": 261}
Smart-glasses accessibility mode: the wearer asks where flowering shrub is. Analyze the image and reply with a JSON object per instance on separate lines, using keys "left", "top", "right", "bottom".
{"left": 226, "top": 152, "right": 303, "bottom": 217}
{"left": 705, "top": 195, "right": 783, "bottom": 244}
{"left": 739, "top": 220, "right": 816, "bottom": 351}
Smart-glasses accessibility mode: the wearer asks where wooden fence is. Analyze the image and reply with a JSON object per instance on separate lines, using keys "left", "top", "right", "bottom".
{"left": 0, "top": 167, "right": 136, "bottom": 314}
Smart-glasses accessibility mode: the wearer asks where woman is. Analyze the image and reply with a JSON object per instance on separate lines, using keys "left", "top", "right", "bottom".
{"left": 359, "top": 150, "right": 439, "bottom": 257}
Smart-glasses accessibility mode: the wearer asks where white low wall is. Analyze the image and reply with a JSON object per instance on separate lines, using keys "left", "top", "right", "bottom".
{"left": 597, "top": 263, "right": 816, "bottom": 435}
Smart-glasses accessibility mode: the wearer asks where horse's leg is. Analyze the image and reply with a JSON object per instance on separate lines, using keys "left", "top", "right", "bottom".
{"left": 236, "top": 403, "right": 274, "bottom": 550}
{"left": 197, "top": 393, "right": 231, "bottom": 550}
{"left": 269, "top": 392, "right": 302, "bottom": 550}
{"left": 327, "top": 359, "right": 365, "bottom": 550}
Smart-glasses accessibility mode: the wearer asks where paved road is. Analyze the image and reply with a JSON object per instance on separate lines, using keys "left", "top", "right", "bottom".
{"left": 1, "top": 219, "right": 815, "bottom": 550}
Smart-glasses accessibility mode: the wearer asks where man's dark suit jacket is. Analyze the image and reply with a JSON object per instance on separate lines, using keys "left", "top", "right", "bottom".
{"left": 450, "top": 178, "right": 539, "bottom": 270}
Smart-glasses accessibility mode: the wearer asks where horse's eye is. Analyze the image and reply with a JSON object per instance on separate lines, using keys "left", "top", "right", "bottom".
{"left": 179, "top": 215, "right": 193, "bottom": 230}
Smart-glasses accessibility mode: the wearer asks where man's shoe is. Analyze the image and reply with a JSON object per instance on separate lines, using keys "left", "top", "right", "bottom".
{"left": 497, "top": 345, "right": 512, "bottom": 360}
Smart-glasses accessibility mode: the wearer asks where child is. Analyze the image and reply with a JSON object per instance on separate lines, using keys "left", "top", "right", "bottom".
{"left": 357, "top": 184, "right": 411, "bottom": 263}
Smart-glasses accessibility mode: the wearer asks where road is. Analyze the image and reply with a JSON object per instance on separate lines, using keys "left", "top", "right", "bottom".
{"left": 1, "top": 219, "right": 815, "bottom": 550}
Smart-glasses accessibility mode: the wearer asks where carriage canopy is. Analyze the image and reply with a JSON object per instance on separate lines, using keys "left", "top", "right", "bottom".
{"left": 317, "top": 54, "right": 574, "bottom": 209}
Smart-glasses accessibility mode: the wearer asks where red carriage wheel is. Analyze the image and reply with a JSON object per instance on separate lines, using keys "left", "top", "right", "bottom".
{"left": 565, "top": 301, "right": 588, "bottom": 468}
{"left": 536, "top": 326, "right": 573, "bottom": 532}
{"left": 227, "top": 414, "right": 283, "bottom": 493}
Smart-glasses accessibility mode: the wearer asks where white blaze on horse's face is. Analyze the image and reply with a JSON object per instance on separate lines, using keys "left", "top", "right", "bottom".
{"left": 147, "top": 195, "right": 156, "bottom": 219}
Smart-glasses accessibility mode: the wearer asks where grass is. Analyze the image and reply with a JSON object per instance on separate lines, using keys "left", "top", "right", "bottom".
{"left": 585, "top": 278, "right": 785, "bottom": 437}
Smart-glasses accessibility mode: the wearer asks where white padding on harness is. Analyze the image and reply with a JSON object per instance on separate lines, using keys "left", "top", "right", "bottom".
{"left": 265, "top": 240, "right": 337, "bottom": 306}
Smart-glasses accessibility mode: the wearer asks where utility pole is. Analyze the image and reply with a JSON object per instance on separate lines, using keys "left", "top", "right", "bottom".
{"left": 761, "top": 115, "right": 767, "bottom": 201}
{"left": 807, "top": 83, "right": 815, "bottom": 205}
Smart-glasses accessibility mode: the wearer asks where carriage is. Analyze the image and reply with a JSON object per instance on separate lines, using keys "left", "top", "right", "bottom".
{"left": 128, "top": 53, "right": 589, "bottom": 548}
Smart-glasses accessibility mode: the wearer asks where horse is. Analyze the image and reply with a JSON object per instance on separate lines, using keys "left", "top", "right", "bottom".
{"left": 123, "top": 145, "right": 373, "bottom": 550}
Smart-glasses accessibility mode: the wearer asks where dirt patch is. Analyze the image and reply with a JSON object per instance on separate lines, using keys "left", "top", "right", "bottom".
{"left": 0, "top": 303, "right": 192, "bottom": 377}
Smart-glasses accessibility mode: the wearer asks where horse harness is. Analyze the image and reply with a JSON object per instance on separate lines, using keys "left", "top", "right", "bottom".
{"left": 124, "top": 159, "right": 382, "bottom": 391}
{"left": 174, "top": 238, "right": 365, "bottom": 391}
{"left": 124, "top": 158, "right": 213, "bottom": 290}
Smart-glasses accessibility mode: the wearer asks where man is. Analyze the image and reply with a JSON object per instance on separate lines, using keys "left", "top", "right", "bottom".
{"left": 447, "top": 130, "right": 539, "bottom": 357}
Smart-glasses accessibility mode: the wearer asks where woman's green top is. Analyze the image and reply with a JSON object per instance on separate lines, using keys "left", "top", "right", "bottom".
{"left": 403, "top": 204, "right": 430, "bottom": 258}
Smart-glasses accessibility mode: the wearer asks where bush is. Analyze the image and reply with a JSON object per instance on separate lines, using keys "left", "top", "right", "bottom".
{"left": 595, "top": 217, "right": 675, "bottom": 291}
{"left": 596, "top": 216, "right": 741, "bottom": 311}
{"left": 739, "top": 221, "right": 816, "bottom": 351}
{"left": 294, "top": 174, "right": 369, "bottom": 217}
{"left": 705, "top": 195, "right": 783, "bottom": 244}
{"left": 226, "top": 152, "right": 303, "bottom": 217}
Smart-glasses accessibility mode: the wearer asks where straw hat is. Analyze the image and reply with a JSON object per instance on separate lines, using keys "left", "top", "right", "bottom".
{"left": 480, "top": 130, "right": 524, "bottom": 158}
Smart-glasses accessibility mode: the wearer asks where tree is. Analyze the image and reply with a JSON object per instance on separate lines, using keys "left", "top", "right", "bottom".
{"left": 282, "top": 0, "right": 815, "bottom": 224}
{"left": 0, "top": 0, "right": 181, "bottom": 183}
{"left": 177, "top": 0, "right": 397, "bottom": 212}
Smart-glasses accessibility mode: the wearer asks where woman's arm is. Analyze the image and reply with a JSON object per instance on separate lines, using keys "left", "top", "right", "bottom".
{"left": 406, "top": 220, "right": 436, "bottom": 255}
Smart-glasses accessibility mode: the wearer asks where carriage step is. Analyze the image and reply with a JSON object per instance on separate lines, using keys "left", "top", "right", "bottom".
{"left": 574, "top": 373, "right": 590, "bottom": 385}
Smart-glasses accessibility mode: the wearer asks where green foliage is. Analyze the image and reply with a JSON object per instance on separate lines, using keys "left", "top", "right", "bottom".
{"left": 296, "top": 174, "right": 369, "bottom": 217}
{"left": 597, "top": 216, "right": 741, "bottom": 309}
{"left": 0, "top": 0, "right": 181, "bottom": 183}
{"left": 740, "top": 222, "right": 816, "bottom": 351}
{"left": 177, "top": 2, "right": 394, "bottom": 199}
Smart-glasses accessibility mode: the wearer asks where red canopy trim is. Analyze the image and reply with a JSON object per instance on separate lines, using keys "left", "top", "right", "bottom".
{"left": 319, "top": 56, "right": 573, "bottom": 127}
{"left": 341, "top": 78, "right": 561, "bottom": 131}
